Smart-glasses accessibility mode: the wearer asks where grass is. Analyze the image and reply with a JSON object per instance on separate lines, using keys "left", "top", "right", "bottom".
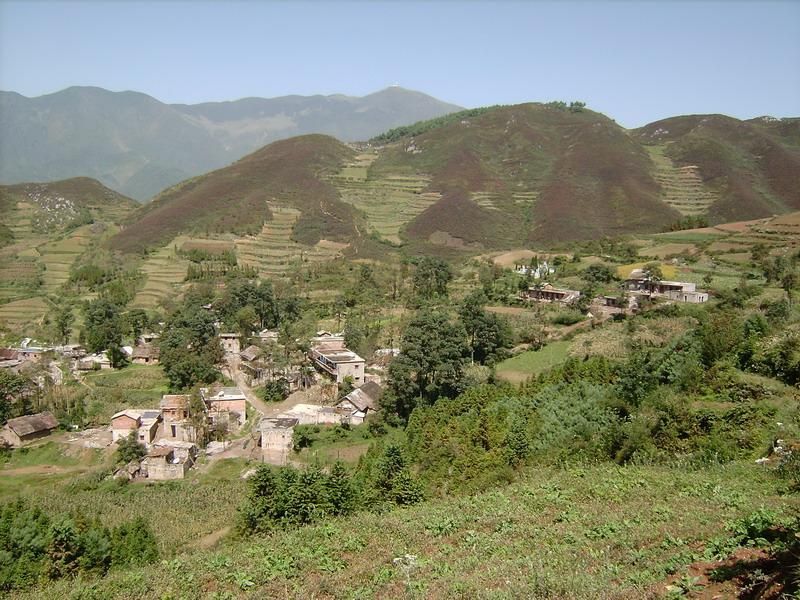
{"left": 496, "top": 340, "right": 572, "bottom": 383}
{"left": 11, "top": 460, "right": 797, "bottom": 599}
{"left": 82, "top": 364, "right": 170, "bottom": 421}
{"left": 130, "top": 244, "right": 189, "bottom": 310}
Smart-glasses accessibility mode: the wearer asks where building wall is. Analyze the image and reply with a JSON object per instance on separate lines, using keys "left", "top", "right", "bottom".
{"left": 209, "top": 399, "right": 247, "bottom": 425}
{"left": 111, "top": 415, "right": 139, "bottom": 443}
{"left": 146, "top": 459, "right": 190, "bottom": 480}
{"left": 336, "top": 361, "right": 365, "bottom": 384}
{"left": 1, "top": 427, "right": 22, "bottom": 448}
{"left": 261, "top": 429, "right": 293, "bottom": 465}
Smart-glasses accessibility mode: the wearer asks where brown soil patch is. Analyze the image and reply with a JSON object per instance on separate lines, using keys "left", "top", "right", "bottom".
{"left": 659, "top": 547, "right": 796, "bottom": 600}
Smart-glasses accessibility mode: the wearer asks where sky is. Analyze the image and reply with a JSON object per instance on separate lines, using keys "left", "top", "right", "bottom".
{"left": 0, "top": 0, "right": 798, "bottom": 128}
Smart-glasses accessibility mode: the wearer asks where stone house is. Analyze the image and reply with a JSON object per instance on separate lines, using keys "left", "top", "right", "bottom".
{"left": 239, "top": 345, "right": 262, "bottom": 363}
{"left": 218, "top": 333, "right": 241, "bottom": 354}
{"left": 1, "top": 411, "right": 58, "bottom": 447}
{"left": 142, "top": 440, "right": 198, "bottom": 480}
{"left": 131, "top": 344, "right": 160, "bottom": 365}
{"left": 335, "top": 381, "right": 383, "bottom": 425}
{"left": 259, "top": 417, "right": 298, "bottom": 465}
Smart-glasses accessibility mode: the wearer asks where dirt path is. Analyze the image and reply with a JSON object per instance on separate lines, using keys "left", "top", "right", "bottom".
{"left": 193, "top": 526, "right": 231, "bottom": 550}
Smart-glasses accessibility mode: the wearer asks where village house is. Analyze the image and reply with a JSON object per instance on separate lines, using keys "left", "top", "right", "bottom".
{"left": 521, "top": 284, "right": 581, "bottom": 304}
{"left": 308, "top": 333, "right": 366, "bottom": 384}
{"left": 139, "top": 333, "right": 160, "bottom": 345}
{"left": 110, "top": 409, "right": 161, "bottom": 446}
{"left": 257, "top": 329, "right": 279, "bottom": 343}
{"left": 218, "top": 333, "right": 241, "bottom": 354}
{"left": 160, "top": 394, "right": 197, "bottom": 442}
{"left": 0, "top": 349, "right": 23, "bottom": 372}
{"left": 75, "top": 352, "right": 112, "bottom": 371}
{"left": 259, "top": 417, "right": 298, "bottom": 465}
{"left": 131, "top": 344, "right": 160, "bottom": 365}
{"left": 239, "top": 345, "right": 262, "bottom": 363}
{"left": 625, "top": 272, "right": 709, "bottom": 303}
{"left": 202, "top": 387, "right": 247, "bottom": 426}
{"left": 335, "top": 381, "right": 383, "bottom": 425}
{"left": 1, "top": 411, "right": 58, "bottom": 447}
{"left": 142, "top": 440, "right": 198, "bottom": 480}
{"left": 278, "top": 403, "right": 344, "bottom": 425}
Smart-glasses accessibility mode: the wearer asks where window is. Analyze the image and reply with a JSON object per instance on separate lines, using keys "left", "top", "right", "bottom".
{"left": 171, "top": 424, "right": 177, "bottom": 437}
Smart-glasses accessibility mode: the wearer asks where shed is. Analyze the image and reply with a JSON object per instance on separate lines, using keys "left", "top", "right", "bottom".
{"left": 2, "top": 411, "right": 58, "bottom": 447}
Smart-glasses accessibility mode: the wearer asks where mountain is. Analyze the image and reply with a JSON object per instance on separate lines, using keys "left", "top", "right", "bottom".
{"left": 110, "top": 135, "right": 356, "bottom": 254}
{"left": 0, "top": 86, "right": 462, "bottom": 201}
{"left": 109, "top": 104, "right": 800, "bottom": 260}
{"left": 634, "top": 115, "right": 800, "bottom": 222}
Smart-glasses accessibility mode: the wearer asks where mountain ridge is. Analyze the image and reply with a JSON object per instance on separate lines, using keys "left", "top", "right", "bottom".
{"left": 0, "top": 86, "right": 463, "bottom": 200}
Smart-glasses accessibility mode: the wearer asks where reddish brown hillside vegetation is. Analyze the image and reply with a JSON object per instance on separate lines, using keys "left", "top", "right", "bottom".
{"left": 110, "top": 135, "right": 356, "bottom": 253}
{"left": 636, "top": 115, "right": 800, "bottom": 222}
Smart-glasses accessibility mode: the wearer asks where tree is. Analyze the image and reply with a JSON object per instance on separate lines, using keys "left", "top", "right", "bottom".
{"left": 115, "top": 431, "right": 145, "bottom": 465}
{"left": 385, "top": 310, "right": 468, "bottom": 419}
{"left": 642, "top": 263, "right": 663, "bottom": 283}
{"left": 581, "top": 263, "right": 616, "bottom": 285}
{"left": 125, "top": 309, "right": 149, "bottom": 343}
{"left": 261, "top": 379, "right": 289, "bottom": 403}
{"left": 47, "top": 518, "right": 80, "bottom": 579}
{"left": 234, "top": 305, "right": 258, "bottom": 341}
{"left": 0, "top": 370, "right": 32, "bottom": 423}
{"left": 110, "top": 517, "right": 158, "bottom": 567}
{"left": 53, "top": 306, "right": 74, "bottom": 345}
{"left": 412, "top": 256, "right": 453, "bottom": 301}
{"left": 782, "top": 271, "right": 798, "bottom": 305}
{"left": 82, "top": 299, "right": 124, "bottom": 354}
{"left": 159, "top": 305, "right": 222, "bottom": 390}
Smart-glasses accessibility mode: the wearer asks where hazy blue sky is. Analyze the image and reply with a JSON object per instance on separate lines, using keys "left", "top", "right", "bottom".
{"left": 1, "top": 0, "right": 798, "bottom": 127}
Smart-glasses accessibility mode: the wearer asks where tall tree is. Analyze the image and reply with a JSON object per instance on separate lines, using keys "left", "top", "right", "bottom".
{"left": 412, "top": 256, "right": 453, "bottom": 301}
{"left": 385, "top": 310, "right": 468, "bottom": 419}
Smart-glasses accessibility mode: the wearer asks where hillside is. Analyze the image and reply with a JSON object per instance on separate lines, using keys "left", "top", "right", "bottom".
{"left": 0, "top": 178, "right": 138, "bottom": 331}
{"left": 110, "top": 135, "right": 358, "bottom": 254}
{"left": 0, "top": 86, "right": 462, "bottom": 200}
{"left": 107, "top": 103, "right": 800, "bottom": 265}
{"left": 634, "top": 114, "right": 800, "bottom": 222}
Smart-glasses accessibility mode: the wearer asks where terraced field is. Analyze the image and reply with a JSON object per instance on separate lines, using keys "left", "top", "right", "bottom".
{"left": 329, "top": 153, "right": 440, "bottom": 244}
{"left": 130, "top": 245, "right": 190, "bottom": 310}
{"left": 37, "top": 226, "right": 94, "bottom": 294}
{"left": 0, "top": 297, "right": 51, "bottom": 330}
{"left": 647, "top": 146, "right": 719, "bottom": 216}
{"left": 235, "top": 204, "right": 346, "bottom": 277}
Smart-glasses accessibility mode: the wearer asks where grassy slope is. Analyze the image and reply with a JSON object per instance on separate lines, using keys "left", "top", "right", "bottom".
{"left": 110, "top": 135, "right": 358, "bottom": 254}
{"left": 9, "top": 461, "right": 795, "bottom": 599}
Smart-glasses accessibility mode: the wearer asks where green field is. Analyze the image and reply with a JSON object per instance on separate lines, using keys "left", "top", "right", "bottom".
{"left": 496, "top": 340, "right": 572, "bottom": 383}
{"left": 9, "top": 460, "right": 795, "bottom": 599}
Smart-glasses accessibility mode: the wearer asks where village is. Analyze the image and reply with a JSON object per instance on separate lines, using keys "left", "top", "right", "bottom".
{"left": 0, "top": 260, "right": 711, "bottom": 484}
{"left": 1, "top": 325, "right": 386, "bottom": 481}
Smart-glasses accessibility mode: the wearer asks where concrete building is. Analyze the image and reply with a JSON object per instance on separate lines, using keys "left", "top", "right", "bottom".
{"left": 625, "top": 273, "right": 709, "bottom": 303}
{"left": 203, "top": 387, "right": 247, "bottom": 426}
{"left": 110, "top": 409, "right": 161, "bottom": 446}
{"left": 521, "top": 284, "right": 581, "bottom": 304}
{"left": 308, "top": 334, "right": 366, "bottom": 384}
{"left": 1, "top": 412, "right": 58, "bottom": 447}
{"left": 259, "top": 417, "right": 298, "bottom": 465}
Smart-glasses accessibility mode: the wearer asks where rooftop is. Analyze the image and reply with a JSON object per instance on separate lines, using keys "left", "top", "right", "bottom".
{"left": 5, "top": 411, "right": 58, "bottom": 437}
